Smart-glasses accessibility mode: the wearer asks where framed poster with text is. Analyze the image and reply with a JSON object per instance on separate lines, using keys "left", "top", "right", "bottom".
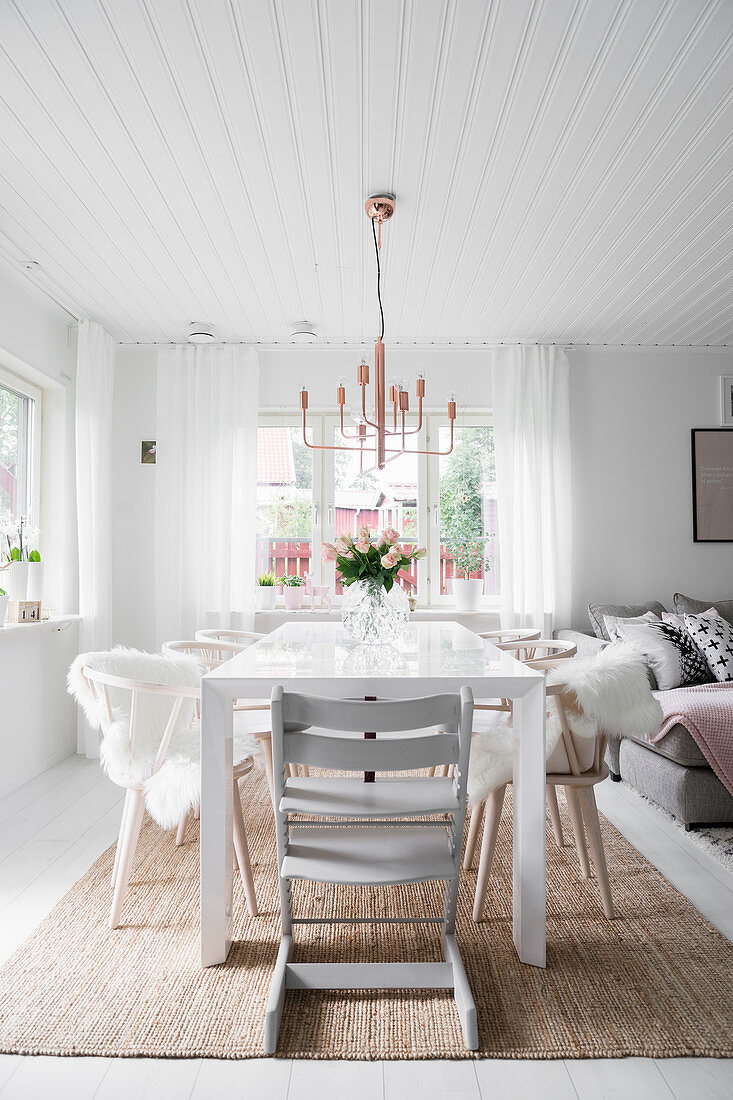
{"left": 692, "top": 429, "right": 733, "bottom": 542}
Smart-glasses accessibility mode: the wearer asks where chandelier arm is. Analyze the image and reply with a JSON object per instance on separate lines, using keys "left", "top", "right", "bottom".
{"left": 338, "top": 405, "right": 362, "bottom": 440}
{"left": 302, "top": 415, "right": 375, "bottom": 453}
{"left": 400, "top": 398, "right": 424, "bottom": 436}
{"left": 360, "top": 385, "right": 379, "bottom": 430}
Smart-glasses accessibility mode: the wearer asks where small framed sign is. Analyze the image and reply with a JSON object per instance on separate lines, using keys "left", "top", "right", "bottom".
{"left": 141, "top": 440, "right": 156, "bottom": 464}
{"left": 692, "top": 428, "right": 733, "bottom": 542}
{"left": 721, "top": 377, "right": 733, "bottom": 427}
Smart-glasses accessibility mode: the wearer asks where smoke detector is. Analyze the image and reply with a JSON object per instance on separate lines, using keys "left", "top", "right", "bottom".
{"left": 289, "top": 320, "right": 318, "bottom": 343}
{"left": 187, "top": 321, "right": 218, "bottom": 343}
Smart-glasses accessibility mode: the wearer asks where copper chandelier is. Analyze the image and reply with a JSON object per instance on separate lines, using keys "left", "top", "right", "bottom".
{"left": 299, "top": 195, "right": 457, "bottom": 472}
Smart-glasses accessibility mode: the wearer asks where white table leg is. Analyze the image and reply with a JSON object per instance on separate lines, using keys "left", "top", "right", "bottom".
{"left": 512, "top": 678, "right": 546, "bottom": 967}
{"left": 201, "top": 680, "right": 234, "bottom": 966}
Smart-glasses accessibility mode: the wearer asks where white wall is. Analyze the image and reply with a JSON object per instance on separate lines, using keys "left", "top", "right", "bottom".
{"left": 568, "top": 348, "right": 733, "bottom": 629}
{"left": 0, "top": 271, "right": 80, "bottom": 778}
{"left": 111, "top": 343, "right": 733, "bottom": 643}
{"left": 111, "top": 347, "right": 157, "bottom": 650}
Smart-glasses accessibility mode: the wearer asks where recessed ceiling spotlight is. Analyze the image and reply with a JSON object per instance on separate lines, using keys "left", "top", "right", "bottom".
{"left": 187, "top": 321, "right": 218, "bottom": 343}
{"left": 289, "top": 320, "right": 318, "bottom": 343}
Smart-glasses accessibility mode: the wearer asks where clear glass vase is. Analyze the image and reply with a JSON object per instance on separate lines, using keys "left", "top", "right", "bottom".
{"left": 341, "top": 578, "right": 409, "bottom": 645}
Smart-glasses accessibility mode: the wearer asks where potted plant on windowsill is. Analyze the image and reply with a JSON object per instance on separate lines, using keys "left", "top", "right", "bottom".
{"left": 256, "top": 572, "right": 277, "bottom": 610}
{"left": 279, "top": 574, "right": 306, "bottom": 611}
{"left": 0, "top": 515, "right": 42, "bottom": 603}
{"left": 449, "top": 539, "right": 490, "bottom": 613}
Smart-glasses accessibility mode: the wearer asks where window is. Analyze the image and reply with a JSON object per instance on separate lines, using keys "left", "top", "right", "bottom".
{"left": 257, "top": 410, "right": 498, "bottom": 604}
{"left": 0, "top": 369, "right": 39, "bottom": 523}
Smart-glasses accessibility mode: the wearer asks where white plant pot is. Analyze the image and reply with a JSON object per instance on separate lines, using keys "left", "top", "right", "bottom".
{"left": 26, "top": 561, "right": 43, "bottom": 602}
{"left": 283, "top": 587, "right": 304, "bottom": 611}
{"left": 4, "top": 561, "right": 30, "bottom": 602}
{"left": 0, "top": 594, "right": 8, "bottom": 628}
{"left": 256, "top": 586, "right": 277, "bottom": 610}
{"left": 452, "top": 578, "right": 483, "bottom": 612}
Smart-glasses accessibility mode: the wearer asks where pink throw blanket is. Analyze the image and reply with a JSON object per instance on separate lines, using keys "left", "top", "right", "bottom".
{"left": 652, "top": 682, "right": 733, "bottom": 796}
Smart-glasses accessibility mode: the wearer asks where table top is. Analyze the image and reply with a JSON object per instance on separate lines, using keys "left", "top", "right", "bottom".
{"left": 203, "top": 620, "right": 543, "bottom": 698}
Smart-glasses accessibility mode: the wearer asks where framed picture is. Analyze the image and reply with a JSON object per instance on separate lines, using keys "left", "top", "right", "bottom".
{"left": 721, "top": 377, "right": 733, "bottom": 426}
{"left": 141, "top": 440, "right": 156, "bottom": 464}
{"left": 692, "top": 428, "right": 733, "bottom": 542}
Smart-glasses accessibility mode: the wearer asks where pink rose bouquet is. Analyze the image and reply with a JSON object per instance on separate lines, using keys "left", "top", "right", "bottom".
{"left": 322, "top": 529, "right": 426, "bottom": 593}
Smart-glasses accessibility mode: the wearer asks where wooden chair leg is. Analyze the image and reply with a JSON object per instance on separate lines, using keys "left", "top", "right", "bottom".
{"left": 565, "top": 786, "right": 591, "bottom": 879}
{"left": 259, "top": 737, "right": 276, "bottom": 807}
{"left": 472, "top": 783, "right": 507, "bottom": 922}
{"left": 546, "top": 784, "right": 564, "bottom": 847}
{"left": 175, "top": 810, "right": 190, "bottom": 847}
{"left": 233, "top": 777, "right": 258, "bottom": 918}
{"left": 463, "top": 802, "right": 485, "bottom": 870}
{"left": 111, "top": 790, "right": 131, "bottom": 888}
{"left": 109, "top": 788, "right": 145, "bottom": 930}
{"left": 578, "top": 786, "right": 615, "bottom": 919}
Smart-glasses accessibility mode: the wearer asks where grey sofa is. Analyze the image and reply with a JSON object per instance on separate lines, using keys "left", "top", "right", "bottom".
{"left": 556, "top": 595, "right": 733, "bottom": 830}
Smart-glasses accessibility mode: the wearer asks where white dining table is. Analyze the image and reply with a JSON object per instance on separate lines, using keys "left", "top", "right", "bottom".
{"left": 200, "top": 620, "right": 547, "bottom": 969}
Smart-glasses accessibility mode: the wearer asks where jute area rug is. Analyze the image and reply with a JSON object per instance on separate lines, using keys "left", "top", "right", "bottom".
{"left": 1, "top": 771, "right": 732, "bottom": 1061}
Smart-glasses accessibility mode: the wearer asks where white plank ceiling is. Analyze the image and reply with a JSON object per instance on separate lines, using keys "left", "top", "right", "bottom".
{"left": 0, "top": 0, "right": 731, "bottom": 346}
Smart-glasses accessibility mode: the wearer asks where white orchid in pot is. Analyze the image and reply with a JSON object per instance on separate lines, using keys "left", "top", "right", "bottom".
{"left": 322, "top": 525, "right": 425, "bottom": 644}
{"left": 0, "top": 514, "right": 42, "bottom": 603}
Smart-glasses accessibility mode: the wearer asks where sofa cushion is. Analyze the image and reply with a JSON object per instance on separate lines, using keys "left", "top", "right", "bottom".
{"left": 684, "top": 612, "right": 733, "bottom": 682}
{"left": 674, "top": 592, "right": 733, "bottom": 626}
{"left": 629, "top": 722, "right": 708, "bottom": 768}
{"left": 603, "top": 610, "right": 660, "bottom": 641}
{"left": 616, "top": 620, "right": 712, "bottom": 690}
{"left": 588, "top": 600, "right": 667, "bottom": 641}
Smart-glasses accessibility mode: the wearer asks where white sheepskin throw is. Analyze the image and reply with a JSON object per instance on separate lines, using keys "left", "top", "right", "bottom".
{"left": 68, "top": 647, "right": 260, "bottom": 830}
{"left": 467, "top": 643, "right": 662, "bottom": 807}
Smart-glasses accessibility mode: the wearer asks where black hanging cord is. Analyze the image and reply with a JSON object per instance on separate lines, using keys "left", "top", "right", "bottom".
{"left": 372, "top": 215, "right": 385, "bottom": 341}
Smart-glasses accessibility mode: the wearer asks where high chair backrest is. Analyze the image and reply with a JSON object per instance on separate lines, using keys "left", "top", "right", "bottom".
{"left": 270, "top": 688, "right": 474, "bottom": 779}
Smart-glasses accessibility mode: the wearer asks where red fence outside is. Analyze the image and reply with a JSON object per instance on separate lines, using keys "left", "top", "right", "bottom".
{"left": 258, "top": 537, "right": 500, "bottom": 597}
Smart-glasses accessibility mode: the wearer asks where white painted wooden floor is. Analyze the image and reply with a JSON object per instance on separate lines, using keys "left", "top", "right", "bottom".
{"left": 0, "top": 755, "right": 732, "bottom": 1100}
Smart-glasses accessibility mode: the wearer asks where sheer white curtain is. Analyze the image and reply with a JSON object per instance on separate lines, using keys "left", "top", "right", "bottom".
{"left": 154, "top": 344, "right": 259, "bottom": 646}
{"left": 75, "top": 319, "right": 116, "bottom": 755}
{"left": 490, "top": 345, "right": 571, "bottom": 636}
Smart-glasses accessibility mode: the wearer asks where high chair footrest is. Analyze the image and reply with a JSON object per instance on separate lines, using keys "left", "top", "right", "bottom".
{"left": 280, "top": 824, "right": 456, "bottom": 885}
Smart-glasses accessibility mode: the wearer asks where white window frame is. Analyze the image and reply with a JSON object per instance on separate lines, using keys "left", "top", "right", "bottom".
{"left": 257, "top": 411, "right": 323, "bottom": 591}
{"left": 0, "top": 363, "right": 41, "bottom": 525}
{"left": 424, "top": 409, "right": 498, "bottom": 609}
{"left": 258, "top": 408, "right": 496, "bottom": 607}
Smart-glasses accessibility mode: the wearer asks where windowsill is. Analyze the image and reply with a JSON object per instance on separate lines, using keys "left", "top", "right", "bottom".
{"left": 0, "top": 613, "right": 81, "bottom": 636}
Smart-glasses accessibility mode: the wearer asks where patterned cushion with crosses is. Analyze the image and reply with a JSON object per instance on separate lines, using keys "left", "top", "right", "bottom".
{"left": 684, "top": 612, "right": 733, "bottom": 683}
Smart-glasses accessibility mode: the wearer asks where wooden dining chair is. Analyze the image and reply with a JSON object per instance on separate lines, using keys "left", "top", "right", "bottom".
{"left": 469, "top": 668, "right": 615, "bottom": 923}
{"left": 78, "top": 663, "right": 259, "bottom": 927}
{"left": 463, "top": 640, "right": 577, "bottom": 869}
{"left": 265, "top": 686, "right": 477, "bottom": 1054}
{"left": 195, "top": 628, "right": 265, "bottom": 647}
{"left": 163, "top": 639, "right": 302, "bottom": 806}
